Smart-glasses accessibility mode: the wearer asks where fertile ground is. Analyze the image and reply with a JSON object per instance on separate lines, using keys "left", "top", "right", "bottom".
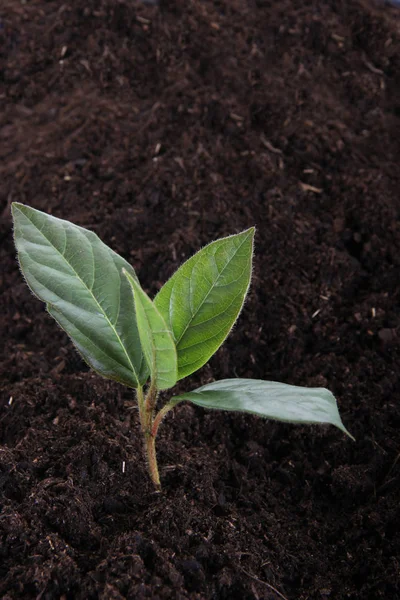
{"left": 1, "top": 1, "right": 400, "bottom": 598}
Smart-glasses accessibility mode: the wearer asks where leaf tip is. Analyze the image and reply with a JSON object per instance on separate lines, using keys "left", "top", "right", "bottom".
{"left": 122, "top": 268, "right": 140, "bottom": 295}
{"left": 342, "top": 426, "right": 356, "bottom": 442}
{"left": 11, "top": 202, "right": 24, "bottom": 217}
{"left": 241, "top": 226, "right": 256, "bottom": 240}
{"left": 121, "top": 267, "right": 133, "bottom": 283}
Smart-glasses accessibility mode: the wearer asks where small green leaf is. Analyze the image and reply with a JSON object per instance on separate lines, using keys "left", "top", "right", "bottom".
{"left": 154, "top": 228, "right": 254, "bottom": 380}
{"left": 123, "top": 270, "right": 177, "bottom": 390}
{"left": 12, "top": 203, "right": 148, "bottom": 388}
{"left": 173, "top": 379, "right": 354, "bottom": 439}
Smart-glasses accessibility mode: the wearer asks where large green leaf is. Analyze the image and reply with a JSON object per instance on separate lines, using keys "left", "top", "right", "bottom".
{"left": 154, "top": 228, "right": 254, "bottom": 380}
{"left": 12, "top": 203, "right": 148, "bottom": 388}
{"left": 173, "top": 379, "right": 354, "bottom": 438}
{"left": 123, "top": 270, "right": 177, "bottom": 390}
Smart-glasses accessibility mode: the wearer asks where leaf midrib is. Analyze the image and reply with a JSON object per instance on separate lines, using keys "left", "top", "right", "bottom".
{"left": 170, "top": 232, "right": 251, "bottom": 347}
{"left": 20, "top": 208, "right": 139, "bottom": 382}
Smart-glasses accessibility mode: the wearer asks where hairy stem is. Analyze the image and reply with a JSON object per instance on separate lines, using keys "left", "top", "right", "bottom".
{"left": 137, "top": 387, "right": 183, "bottom": 490}
{"left": 145, "top": 431, "right": 161, "bottom": 490}
{"left": 151, "top": 398, "right": 183, "bottom": 438}
{"left": 136, "top": 385, "right": 146, "bottom": 434}
{"left": 145, "top": 383, "right": 158, "bottom": 429}
{"left": 138, "top": 383, "right": 161, "bottom": 490}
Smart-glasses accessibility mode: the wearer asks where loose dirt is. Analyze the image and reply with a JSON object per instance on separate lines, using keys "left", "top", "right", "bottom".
{"left": 1, "top": 1, "right": 400, "bottom": 598}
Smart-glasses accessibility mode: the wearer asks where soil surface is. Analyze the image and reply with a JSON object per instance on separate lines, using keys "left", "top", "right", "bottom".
{"left": 1, "top": 1, "right": 400, "bottom": 598}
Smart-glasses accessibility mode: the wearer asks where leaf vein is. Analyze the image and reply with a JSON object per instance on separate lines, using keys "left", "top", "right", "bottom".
{"left": 175, "top": 232, "right": 251, "bottom": 344}
{"left": 28, "top": 218, "right": 139, "bottom": 384}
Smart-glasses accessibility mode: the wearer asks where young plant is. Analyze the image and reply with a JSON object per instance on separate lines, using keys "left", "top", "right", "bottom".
{"left": 12, "top": 203, "right": 353, "bottom": 489}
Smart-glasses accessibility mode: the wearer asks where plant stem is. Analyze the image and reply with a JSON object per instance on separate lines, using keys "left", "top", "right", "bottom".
{"left": 137, "top": 384, "right": 161, "bottom": 490}
{"left": 145, "top": 382, "right": 158, "bottom": 431}
{"left": 137, "top": 385, "right": 146, "bottom": 433}
{"left": 145, "top": 431, "right": 161, "bottom": 490}
{"left": 151, "top": 398, "right": 182, "bottom": 438}
{"left": 137, "top": 388, "right": 183, "bottom": 490}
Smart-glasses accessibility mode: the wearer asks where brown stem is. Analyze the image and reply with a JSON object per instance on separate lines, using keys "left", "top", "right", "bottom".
{"left": 151, "top": 398, "right": 183, "bottom": 438}
{"left": 144, "top": 383, "right": 158, "bottom": 430}
{"left": 137, "top": 384, "right": 161, "bottom": 490}
{"left": 145, "top": 431, "right": 161, "bottom": 490}
{"left": 136, "top": 386, "right": 146, "bottom": 434}
{"left": 137, "top": 387, "right": 183, "bottom": 490}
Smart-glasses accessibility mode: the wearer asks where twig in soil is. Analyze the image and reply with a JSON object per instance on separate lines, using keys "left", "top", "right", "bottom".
{"left": 260, "top": 134, "right": 282, "bottom": 154}
{"left": 299, "top": 181, "right": 323, "bottom": 194}
{"left": 377, "top": 451, "right": 400, "bottom": 492}
{"left": 362, "top": 55, "right": 384, "bottom": 75}
{"left": 240, "top": 567, "right": 289, "bottom": 600}
{"left": 387, "top": 451, "right": 400, "bottom": 476}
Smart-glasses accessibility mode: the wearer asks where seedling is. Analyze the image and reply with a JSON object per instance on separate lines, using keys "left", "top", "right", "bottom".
{"left": 12, "top": 203, "right": 353, "bottom": 489}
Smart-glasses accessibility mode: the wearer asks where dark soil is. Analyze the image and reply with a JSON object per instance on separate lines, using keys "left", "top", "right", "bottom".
{"left": 1, "top": 0, "right": 400, "bottom": 598}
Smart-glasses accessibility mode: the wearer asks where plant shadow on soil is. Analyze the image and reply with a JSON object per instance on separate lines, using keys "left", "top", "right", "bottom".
{"left": 1, "top": 0, "right": 400, "bottom": 598}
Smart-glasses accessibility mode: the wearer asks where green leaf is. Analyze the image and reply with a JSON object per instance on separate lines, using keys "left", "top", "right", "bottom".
{"left": 173, "top": 378, "right": 354, "bottom": 439}
{"left": 12, "top": 203, "right": 148, "bottom": 388}
{"left": 123, "top": 270, "right": 177, "bottom": 390}
{"left": 154, "top": 228, "right": 254, "bottom": 380}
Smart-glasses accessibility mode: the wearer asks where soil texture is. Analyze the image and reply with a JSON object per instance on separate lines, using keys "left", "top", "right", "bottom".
{"left": 1, "top": 0, "right": 400, "bottom": 598}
